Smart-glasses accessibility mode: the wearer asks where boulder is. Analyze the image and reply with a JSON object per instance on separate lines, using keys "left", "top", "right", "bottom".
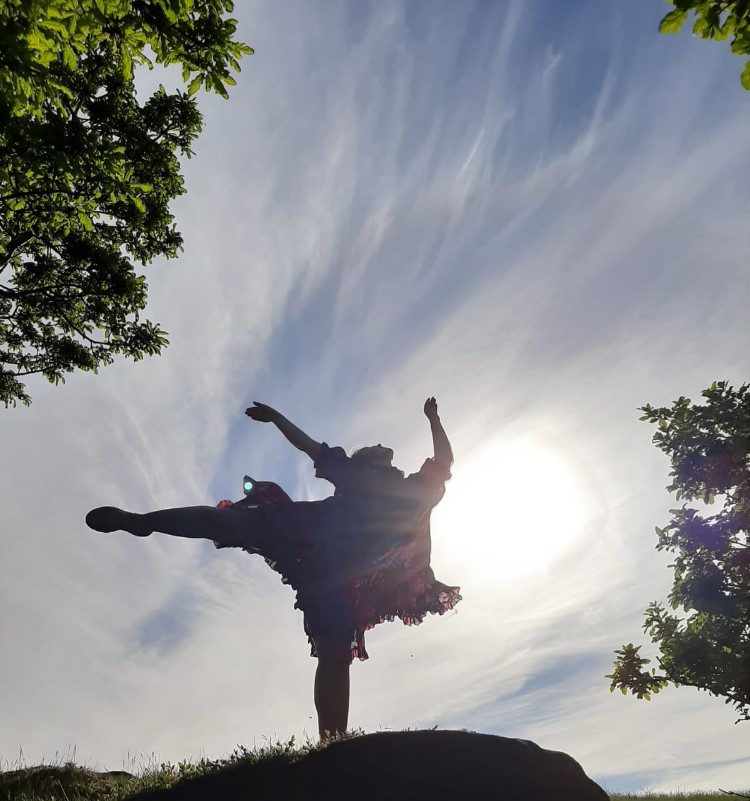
{"left": 129, "top": 729, "right": 609, "bottom": 801}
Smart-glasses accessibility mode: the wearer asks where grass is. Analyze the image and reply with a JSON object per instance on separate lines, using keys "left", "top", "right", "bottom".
{"left": 0, "top": 736, "right": 746, "bottom": 801}
{"left": 611, "top": 796, "right": 746, "bottom": 801}
{"left": 0, "top": 735, "right": 340, "bottom": 801}
{"left": 0, "top": 737, "right": 307, "bottom": 801}
{"left": 609, "top": 793, "right": 734, "bottom": 801}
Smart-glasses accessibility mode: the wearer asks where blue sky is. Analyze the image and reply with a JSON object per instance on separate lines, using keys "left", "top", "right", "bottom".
{"left": 1, "top": 0, "right": 749, "bottom": 793}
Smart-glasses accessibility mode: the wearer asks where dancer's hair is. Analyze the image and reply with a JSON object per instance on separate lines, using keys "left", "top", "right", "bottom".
{"left": 350, "top": 446, "right": 405, "bottom": 479}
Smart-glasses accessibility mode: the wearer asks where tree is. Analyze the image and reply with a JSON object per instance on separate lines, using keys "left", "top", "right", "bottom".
{"left": 0, "top": 0, "right": 253, "bottom": 406}
{"left": 658, "top": 1, "right": 750, "bottom": 90}
{"left": 608, "top": 381, "right": 750, "bottom": 722}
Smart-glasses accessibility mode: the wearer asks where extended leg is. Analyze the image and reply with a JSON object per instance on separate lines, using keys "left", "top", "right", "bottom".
{"left": 86, "top": 505, "right": 264, "bottom": 547}
{"left": 313, "top": 636, "right": 352, "bottom": 739}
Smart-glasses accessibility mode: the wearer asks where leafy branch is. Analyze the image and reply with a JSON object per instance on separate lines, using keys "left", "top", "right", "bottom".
{"left": 0, "top": 0, "right": 252, "bottom": 406}
{"left": 659, "top": 1, "right": 750, "bottom": 89}
{"left": 610, "top": 382, "right": 750, "bottom": 723}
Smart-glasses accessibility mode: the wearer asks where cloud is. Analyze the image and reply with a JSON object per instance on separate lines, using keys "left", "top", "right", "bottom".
{"left": 1, "top": 0, "right": 749, "bottom": 791}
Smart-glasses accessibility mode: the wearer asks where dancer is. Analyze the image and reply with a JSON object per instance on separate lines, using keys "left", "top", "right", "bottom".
{"left": 86, "top": 397, "right": 461, "bottom": 738}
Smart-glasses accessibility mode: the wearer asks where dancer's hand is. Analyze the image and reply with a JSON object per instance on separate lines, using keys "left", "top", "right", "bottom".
{"left": 424, "top": 397, "right": 440, "bottom": 423}
{"left": 245, "top": 402, "right": 278, "bottom": 423}
{"left": 425, "top": 397, "right": 453, "bottom": 465}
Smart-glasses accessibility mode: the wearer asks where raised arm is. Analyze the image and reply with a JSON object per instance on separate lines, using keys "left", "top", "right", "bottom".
{"left": 424, "top": 397, "right": 453, "bottom": 467}
{"left": 245, "top": 402, "right": 321, "bottom": 461}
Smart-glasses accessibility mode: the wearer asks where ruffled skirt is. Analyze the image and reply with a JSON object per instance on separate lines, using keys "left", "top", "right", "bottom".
{"left": 214, "top": 495, "right": 461, "bottom": 660}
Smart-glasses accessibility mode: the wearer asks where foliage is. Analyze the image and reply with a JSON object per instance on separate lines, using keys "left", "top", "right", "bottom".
{"left": 0, "top": 0, "right": 253, "bottom": 406}
{"left": 658, "top": 1, "right": 750, "bottom": 90}
{"left": 608, "top": 382, "right": 750, "bottom": 722}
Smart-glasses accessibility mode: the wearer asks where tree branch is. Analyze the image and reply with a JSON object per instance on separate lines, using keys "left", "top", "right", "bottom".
{"left": 56, "top": 309, "right": 110, "bottom": 346}
{"left": 0, "top": 231, "right": 34, "bottom": 270}
{"left": 1, "top": 188, "right": 81, "bottom": 202}
{"left": 0, "top": 282, "right": 100, "bottom": 300}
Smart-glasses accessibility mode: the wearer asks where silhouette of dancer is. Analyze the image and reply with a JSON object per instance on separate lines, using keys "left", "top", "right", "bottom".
{"left": 86, "top": 397, "right": 461, "bottom": 738}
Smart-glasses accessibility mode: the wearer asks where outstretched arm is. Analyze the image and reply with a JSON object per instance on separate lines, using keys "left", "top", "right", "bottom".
{"left": 424, "top": 397, "right": 453, "bottom": 466}
{"left": 246, "top": 402, "right": 321, "bottom": 461}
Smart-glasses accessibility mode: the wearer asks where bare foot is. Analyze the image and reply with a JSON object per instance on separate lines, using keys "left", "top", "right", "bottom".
{"left": 86, "top": 507, "right": 152, "bottom": 537}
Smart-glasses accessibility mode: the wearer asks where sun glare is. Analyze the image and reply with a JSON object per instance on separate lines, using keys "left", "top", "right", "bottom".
{"left": 432, "top": 438, "right": 588, "bottom": 583}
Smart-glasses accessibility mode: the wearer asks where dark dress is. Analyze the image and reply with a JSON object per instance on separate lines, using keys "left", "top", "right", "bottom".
{"left": 214, "top": 443, "right": 462, "bottom": 660}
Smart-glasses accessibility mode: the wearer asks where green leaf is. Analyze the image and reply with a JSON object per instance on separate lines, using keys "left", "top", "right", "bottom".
{"left": 741, "top": 60, "right": 750, "bottom": 90}
{"left": 715, "top": 15, "right": 735, "bottom": 41}
{"left": 659, "top": 8, "right": 689, "bottom": 34}
{"left": 40, "top": 19, "right": 69, "bottom": 37}
{"left": 693, "top": 16, "right": 709, "bottom": 37}
{"left": 78, "top": 212, "right": 94, "bottom": 231}
{"left": 121, "top": 46, "right": 133, "bottom": 80}
{"left": 187, "top": 74, "right": 203, "bottom": 95}
{"left": 62, "top": 44, "right": 77, "bottom": 70}
{"left": 731, "top": 34, "right": 750, "bottom": 56}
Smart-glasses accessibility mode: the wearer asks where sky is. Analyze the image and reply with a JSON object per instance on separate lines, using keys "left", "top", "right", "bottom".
{"left": 1, "top": 0, "right": 749, "bottom": 794}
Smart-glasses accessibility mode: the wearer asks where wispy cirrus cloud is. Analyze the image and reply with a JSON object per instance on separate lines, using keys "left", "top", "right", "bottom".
{"left": 1, "top": 0, "right": 748, "bottom": 791}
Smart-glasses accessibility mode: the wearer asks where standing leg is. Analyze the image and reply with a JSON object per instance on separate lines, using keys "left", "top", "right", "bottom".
{"left": 86, "top": 505, "right": 266, "bottom": 548}
{"left": 313, "top": 636, "right": 352, "bottom": 739}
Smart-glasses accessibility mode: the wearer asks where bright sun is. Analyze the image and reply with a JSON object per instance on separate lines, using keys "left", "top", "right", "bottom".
{"left": 431, "top": 438, "right": 589, "bottom": 583}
